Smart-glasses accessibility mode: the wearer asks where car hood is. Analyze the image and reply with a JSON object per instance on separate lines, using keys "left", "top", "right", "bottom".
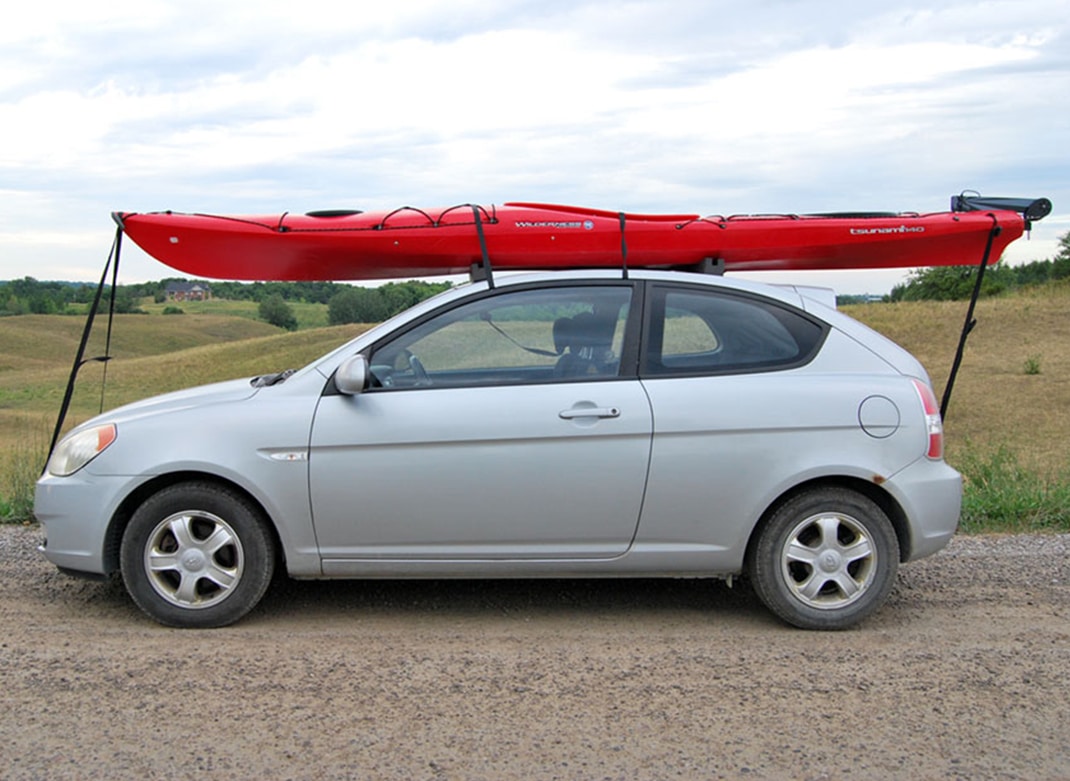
{"left": 82, "top": 378, "right": 259, "bottom": 428}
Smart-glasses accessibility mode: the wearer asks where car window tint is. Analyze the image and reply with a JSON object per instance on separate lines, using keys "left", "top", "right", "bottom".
{"left": 645, "top": 287, "right": 825, "bottom": 375}
{"left": 369, "top": 286, "right": 632, "bottom": 389}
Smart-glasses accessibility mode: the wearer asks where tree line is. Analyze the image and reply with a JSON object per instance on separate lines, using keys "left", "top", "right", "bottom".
{"left": 0, "top": 277, "right": 452, "bottom": 323}
{"left": 889, "top": 230, "right": 1070, "bottom": 301}
{"left": 0, "top": 278, "right": 98, "bottom": 315}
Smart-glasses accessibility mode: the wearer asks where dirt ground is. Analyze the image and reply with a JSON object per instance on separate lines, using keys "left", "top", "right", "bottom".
{"left": 1, "top": 526, "right": 1068, "bottom": 781}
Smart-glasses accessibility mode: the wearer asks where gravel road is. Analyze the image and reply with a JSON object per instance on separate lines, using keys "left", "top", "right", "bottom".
{"left": 1, "top": 525, "right": 1068, "bottom": 781}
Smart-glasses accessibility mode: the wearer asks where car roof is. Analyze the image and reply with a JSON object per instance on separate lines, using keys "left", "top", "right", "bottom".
{"left": 465, "top": 268, "right": 817, "bottom": 310}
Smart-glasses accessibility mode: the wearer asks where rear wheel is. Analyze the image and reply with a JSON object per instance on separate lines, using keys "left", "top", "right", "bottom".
{"left": 747, "top": 487, "right": 899, "bottom": 630}
{"left": 120, "top": 482, "right": 275, "bottom": 628}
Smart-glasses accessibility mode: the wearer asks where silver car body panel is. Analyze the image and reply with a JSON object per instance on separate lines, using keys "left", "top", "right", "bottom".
{"left": 309, "top": 380, "right": 653, "bottom": 561}
{"left": 36, "top": 269, "right": 961, "bottom": 582}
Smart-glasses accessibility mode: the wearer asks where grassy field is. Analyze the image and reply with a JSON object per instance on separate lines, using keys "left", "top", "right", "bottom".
{"left": 843, "top": 281, "right": 1070, "bottom": 478}
{"left": 64, "top": 296, "right": 333, "bottom": 329}
{"left": 140, "top": 297, "right": 332, "bottom": 329}
{"left": 3, "top": 283, "right": 1069, "bottom": 529}
{"left": 842, "top": 282, "right": 1070, "bottom": 533}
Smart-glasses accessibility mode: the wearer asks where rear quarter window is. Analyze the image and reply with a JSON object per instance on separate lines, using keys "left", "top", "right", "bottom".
{"left": 644, "top": 286, "right": 827, "bottom": 376}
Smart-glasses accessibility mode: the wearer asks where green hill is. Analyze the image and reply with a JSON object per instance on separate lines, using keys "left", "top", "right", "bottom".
{"left": 0, "top": 313, "right": 283, "bottom": 371}
{"left": 844, "top": 280, "right": 1070, "bottom": 477}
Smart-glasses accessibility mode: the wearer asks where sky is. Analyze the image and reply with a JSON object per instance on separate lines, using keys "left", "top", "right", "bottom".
{"left": 2, "top": 0, "right": 1068, "bottom": 294}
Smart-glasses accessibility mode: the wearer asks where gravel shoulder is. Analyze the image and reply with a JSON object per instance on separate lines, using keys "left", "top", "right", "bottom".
{"left": 2, "top": 525, "right": 1069, "bottom": 780}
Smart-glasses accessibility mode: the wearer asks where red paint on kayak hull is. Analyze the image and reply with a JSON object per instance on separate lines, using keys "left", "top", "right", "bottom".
{"left": 116, "top": 202, "right": 1024, "bottom": 281}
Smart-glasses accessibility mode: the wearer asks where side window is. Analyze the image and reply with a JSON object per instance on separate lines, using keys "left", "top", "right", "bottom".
{"left": 368, "top": 286, "right": 632, "bottom": 389}
{"left": 645, "top": 286, "right": 826, "bottom": 376}
{"left": 662, "top": 304, "right": 721, "bottom": 357}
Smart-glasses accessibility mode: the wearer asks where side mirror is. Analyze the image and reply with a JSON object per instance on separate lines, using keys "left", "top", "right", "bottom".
{"left": 335, "top": 355, "right": 369, "bottom": 395}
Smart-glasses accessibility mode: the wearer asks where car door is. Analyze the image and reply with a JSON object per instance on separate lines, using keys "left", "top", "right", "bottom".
{"left": 308, "top": 283, "right": 652, "bottom": 564}
{"left": 636, "top": 283, "right": 834, "bottom": 557}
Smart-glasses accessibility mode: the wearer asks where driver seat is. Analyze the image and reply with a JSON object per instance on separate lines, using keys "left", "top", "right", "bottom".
{"left": 552, "top": 313, "right": 616, "bottom": 378}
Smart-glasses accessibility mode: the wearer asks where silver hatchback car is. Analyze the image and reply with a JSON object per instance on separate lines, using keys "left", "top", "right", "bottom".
{"left": 36, "top": 270, "right": 960, "bottom": 629}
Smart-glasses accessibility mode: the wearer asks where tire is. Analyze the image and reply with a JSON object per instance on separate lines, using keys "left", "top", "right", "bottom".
{"left": 747, "top": 487, "right": 899, "bottom": 630}
{"left": 120, "top": 482, "right": 275, "bottom": 628}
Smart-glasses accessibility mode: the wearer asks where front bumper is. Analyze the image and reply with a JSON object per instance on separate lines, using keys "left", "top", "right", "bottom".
{"left": 34, "top": 472, "right": 141, "bottom": 575}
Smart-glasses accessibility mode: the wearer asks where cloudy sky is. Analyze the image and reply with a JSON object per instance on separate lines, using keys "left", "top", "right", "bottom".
{"left": 2, "top": 0, "right": 1067, "bottom": 293}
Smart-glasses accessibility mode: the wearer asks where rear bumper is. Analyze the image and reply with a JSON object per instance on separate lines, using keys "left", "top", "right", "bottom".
{"left": 887, "top": 457, "right": 962, "bottom": 562}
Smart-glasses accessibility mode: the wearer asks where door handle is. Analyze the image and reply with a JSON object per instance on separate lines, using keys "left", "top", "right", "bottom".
{"left": 559, "top": 406, "right": 621, "bottom": 420}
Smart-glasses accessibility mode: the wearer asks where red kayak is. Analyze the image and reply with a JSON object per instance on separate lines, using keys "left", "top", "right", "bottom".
{"left": 114, "top": 195, "right": 1050, "bottom": 281}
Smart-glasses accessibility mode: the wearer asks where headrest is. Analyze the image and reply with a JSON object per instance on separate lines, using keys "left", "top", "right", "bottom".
{"left": 553, "top": 312, "right": 613, "bottom": 354}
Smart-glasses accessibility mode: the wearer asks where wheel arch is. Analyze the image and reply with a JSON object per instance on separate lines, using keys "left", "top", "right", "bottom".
{"left": 745, "top": 475, "right": 912, "bottom": 572}
{"left": 102, "top": 471, "right": 285, "bottom": 575}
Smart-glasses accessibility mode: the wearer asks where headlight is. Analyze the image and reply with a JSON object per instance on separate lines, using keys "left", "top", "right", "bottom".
{"left": 47, "top": 424, "right": 117, "bottom": 476}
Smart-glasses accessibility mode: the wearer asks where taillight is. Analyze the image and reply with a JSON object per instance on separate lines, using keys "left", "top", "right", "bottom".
{"left": 912, "top": 379, "right": 943, "bottom": 459}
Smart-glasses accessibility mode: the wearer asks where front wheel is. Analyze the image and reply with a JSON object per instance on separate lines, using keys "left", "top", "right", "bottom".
{"left": 120, "top": 482, "right": 275, "bottom": 628}
{"left": 747, "top": 487, "right": 899, "bottom": 630}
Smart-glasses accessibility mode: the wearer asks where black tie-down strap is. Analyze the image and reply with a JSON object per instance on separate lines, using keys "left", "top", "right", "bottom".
{"left": 46, "top": 224, "right": 124, "bottom": 465}
{"left": 939, "top": 216, "right": 1000, "bottom": 420}
{"left": 470, "top": 205, "right": 495, "bottom": 289}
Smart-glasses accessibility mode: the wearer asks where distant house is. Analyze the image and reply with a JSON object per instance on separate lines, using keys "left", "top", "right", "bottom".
{"left": 165, "top": 282, "right": 211, "bottom": 302}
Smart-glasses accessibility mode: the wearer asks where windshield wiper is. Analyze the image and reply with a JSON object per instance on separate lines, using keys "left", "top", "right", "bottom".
{"left": 251, "top": 369, "right": 296, "bottom": 387}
